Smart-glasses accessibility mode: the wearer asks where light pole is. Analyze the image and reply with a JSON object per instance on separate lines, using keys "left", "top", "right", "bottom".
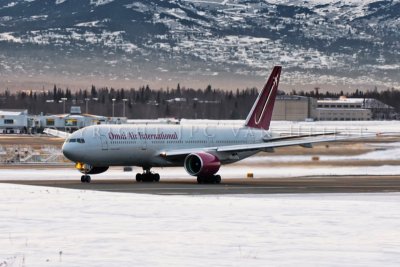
{"left": 84, "top": 98, "right": 90, "bottom": 114}
{"left": 112, "top": 98, "right": 116, "bottom": 118}
{"left": 61, "top": 98, "right": 67, "bottom": 114}
{"left": 122, "top": 98, "right": 128, "bottom": 117}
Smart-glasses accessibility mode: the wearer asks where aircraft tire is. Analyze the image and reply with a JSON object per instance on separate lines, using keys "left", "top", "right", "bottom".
{"left": 197, "top": 175, "right": 221, "bottom": 184}
{"left": 215, "top": 175, "right": 221, "bottom": 184}
{"left": 136, "top": 173, "right": 142, "bottom": 182}
{"left": 143, "top": 174, "right": 153, "bottom": 182}
{"left": 154, "top": 173, "right": 160, "bottom": 182}
{"left": 81, "top": 175, "right": 91, "bottom": 183}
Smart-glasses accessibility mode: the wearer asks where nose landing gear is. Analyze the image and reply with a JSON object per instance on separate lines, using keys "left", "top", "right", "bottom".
{"left": 81, "top": 175, "right": 91, "bottom": 183}
{"left": 136, "top": 168, "right": 160, "bottom": 182}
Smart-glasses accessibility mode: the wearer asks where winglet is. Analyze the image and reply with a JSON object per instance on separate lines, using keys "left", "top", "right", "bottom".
{"left": 245, "top": 66, "right": 281, "bottom": 130}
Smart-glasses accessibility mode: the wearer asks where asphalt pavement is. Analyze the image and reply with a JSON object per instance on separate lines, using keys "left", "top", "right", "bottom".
{"left": 2, "top": 176, "right": 400, "bottom": 195}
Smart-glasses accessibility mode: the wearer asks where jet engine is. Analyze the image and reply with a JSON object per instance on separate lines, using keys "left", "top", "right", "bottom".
{"left": 184, "top": 152, "right": 221, "bottom": 177}
{"left": 75, "top": 162, "right": 109, "bottom": 174}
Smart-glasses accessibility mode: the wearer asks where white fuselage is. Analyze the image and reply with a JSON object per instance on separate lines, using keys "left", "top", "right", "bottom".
{"left": 62, "top": 124, "right": 271, "bottom": 167}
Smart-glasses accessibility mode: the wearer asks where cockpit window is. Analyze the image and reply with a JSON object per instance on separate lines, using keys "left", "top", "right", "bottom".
{"left": 66, "top": 138, "right": 85, "bottom": 143}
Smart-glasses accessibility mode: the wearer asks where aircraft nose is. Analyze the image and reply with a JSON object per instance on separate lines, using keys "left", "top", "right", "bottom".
{"left": 62, "top": 143, "right": 77, "bottom": 162}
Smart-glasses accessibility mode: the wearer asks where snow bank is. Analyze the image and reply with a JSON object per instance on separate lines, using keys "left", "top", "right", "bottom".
{"left": 1, "top": 184, "right": 400, "bottom": 266}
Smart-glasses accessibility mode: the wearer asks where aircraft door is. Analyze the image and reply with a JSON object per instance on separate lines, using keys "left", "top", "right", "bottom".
{"left": 141, "top": 126, "right": 147, "bottom": 150}
{"left": 207, "top": 135, "right": 214, "bottom": 146}
{"left": 100, "top": 135, "right": 108, "bottom": 150}
{"left": 141, "top": 139, "right": 147, "bottom": 150}
{"left": 246, "top": 128, "right": 256, "bottom": 144}
{"left": 204, "top": 125, "right": 216, "bottom": 146}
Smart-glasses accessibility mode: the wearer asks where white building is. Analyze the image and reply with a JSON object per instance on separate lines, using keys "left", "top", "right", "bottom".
{"left": 316, "top": 97, "right": 372, "bottom": 121}
{"left": 0, "top": 109, "right": 29, "bottom": 133}
{"left": 36, "top": 114, "right": 103, "bottom": 130}
{"left": 33, "top": 106, "right": 127, "bottom": 132}
{"left": 27, "top": 106, "right": 127, "bottom": 133}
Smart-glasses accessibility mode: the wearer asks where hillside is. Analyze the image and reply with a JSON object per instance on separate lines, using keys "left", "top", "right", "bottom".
{"left": 0, "top": 0, "right": 399, "bottom": 90}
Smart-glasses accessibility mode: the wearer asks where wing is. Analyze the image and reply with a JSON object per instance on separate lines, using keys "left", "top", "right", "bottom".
{"left": 216, "top": 134, "right": 367, "bottom": 153}
{"left": 43, "top": 128, "right": 71, "bottom": 139}
{"left": 161, "top": 134, "right": 375, "bottom": 158}
{"left": 263, "top": 132, "right": 338, "bottom": 142}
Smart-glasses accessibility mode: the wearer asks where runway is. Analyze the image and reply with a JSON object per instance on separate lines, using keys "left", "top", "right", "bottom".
{"left": 2, "top": 176, "right": 400, "bottom": 195}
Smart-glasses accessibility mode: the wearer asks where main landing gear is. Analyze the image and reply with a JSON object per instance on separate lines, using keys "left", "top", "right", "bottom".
{"left": 136, "top": 168, "right": 160, "bottom": 182}
{"left": 81, "top": 175, "right": 91, "bottom": 183}
{"left": 197, "top": 175, "right": 221, "bottom": 184}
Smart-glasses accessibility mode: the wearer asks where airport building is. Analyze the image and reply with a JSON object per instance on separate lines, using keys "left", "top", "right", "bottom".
{"left": 0, "top": 109, "right": 29, "bottom": 133}
{"left": 272, "top": 95, "right": 317, "bottom": 121}
{"left": 33, "top": 106, "right": 127, "bottom": 132}
{"left": 363, "top": 98, "right": 396, "bottom": 120}
{"left": 0, "top": 106, "right": 127, "bottom": 134}
{"left": 315, "top": 97, "right": 395, "bottom": 121}
{"left": 272, "top": 95, "right": 395, "bottom": 121}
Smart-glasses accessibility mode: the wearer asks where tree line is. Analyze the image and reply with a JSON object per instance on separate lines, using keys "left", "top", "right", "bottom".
{"left": 0, "top": 85, "right": 259, "bottom": 119}
{"left": 0, "top": 85, "right": 398, "bottom": 119}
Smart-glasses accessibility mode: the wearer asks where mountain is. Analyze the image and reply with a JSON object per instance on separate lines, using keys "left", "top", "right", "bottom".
{"left": 0, "top": 0, "right": 399, "bottom": 91}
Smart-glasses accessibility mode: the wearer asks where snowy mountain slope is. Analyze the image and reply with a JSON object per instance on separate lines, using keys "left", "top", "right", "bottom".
{"left": 0, "top": 0, "right": 398, "bottom": 90}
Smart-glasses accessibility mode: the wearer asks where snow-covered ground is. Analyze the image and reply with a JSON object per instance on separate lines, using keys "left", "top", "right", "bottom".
{"left": 1, "top": 184, "right": 400, "bottom": 266}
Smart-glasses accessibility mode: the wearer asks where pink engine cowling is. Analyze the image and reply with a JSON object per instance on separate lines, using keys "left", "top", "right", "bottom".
{"left": 184, "top": 152, "right": 221, "bottom": 176}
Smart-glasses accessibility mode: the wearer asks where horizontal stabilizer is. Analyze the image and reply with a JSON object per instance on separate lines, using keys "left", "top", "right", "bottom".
{"left": 43, "top": 128, "right": 71, "bottom": 139}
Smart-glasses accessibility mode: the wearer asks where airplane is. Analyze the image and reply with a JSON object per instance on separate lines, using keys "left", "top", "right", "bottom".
{"left": 58, "top": 66, "right": 360, "bottom": 184}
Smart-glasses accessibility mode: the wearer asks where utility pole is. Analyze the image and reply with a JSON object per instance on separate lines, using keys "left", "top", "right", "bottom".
{"left": 85, "top": 98, "right": 90, "bottom": 114}
{"left": 61, "top": 98, "right": 67, "bottom": 114}
{"left": 122, "top": 98, "right": 128, "bottom": 117}
{"left": 112, "top": 98, "right": 116, "bottom": 118}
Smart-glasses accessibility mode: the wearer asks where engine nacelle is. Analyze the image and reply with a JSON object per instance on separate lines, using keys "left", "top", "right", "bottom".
{"left": 184, "top": 152, "right": 221, "bottom": 177}
{"left": 75, "top": 162, "right": 109, "bottom": 175}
